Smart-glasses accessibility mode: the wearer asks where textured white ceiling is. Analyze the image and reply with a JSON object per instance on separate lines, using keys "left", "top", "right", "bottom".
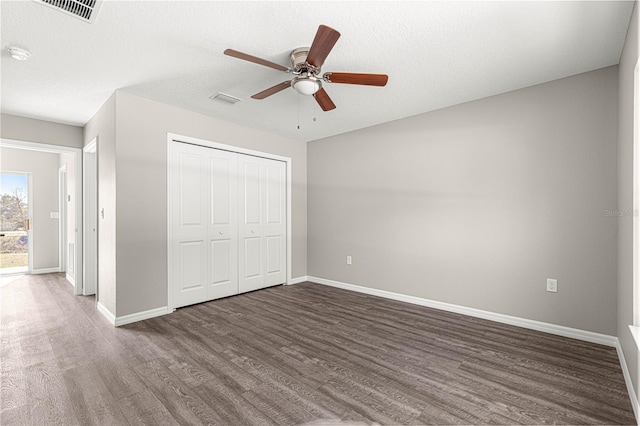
{"left": 0, "top": 1, "right": 634, "bottom": 143}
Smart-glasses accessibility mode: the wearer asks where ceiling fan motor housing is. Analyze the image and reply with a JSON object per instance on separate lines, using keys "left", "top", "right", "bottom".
{"left": 290, "top": 47, "right": 318, "bottom": 74}
{"left": 290, "top": 47, "right": 322, "bottom": 95}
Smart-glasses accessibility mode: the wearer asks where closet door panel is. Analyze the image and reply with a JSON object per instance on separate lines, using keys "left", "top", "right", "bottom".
{"left": 179, "top": 241, "right": 206, "bottom": 292}
{"left": 208, "top": 151, "right": 239, "bottom": 300}
{"left": 263, "top": 159, "right": 286, "bottom": 286}
{"left": 238, "top": 155, "right": 265, "bottom": 293}
{"left": 170, "top": 144, "right": 209, "bottom": 308}
{"left": 266, "top": 236, "right": 282, "bottom": 274}
{"left": 243, "top": 162, "right": 262, "bottom": 225}
{"left": 244, "top": 237, "right": 262, "bottom": 278}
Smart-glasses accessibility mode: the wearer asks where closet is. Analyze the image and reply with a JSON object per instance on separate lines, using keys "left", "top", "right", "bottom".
{"left": 169, "top": 141, "right": 286, "bottom": 309}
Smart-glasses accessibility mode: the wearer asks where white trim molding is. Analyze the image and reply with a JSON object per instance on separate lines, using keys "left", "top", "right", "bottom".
{"left": 66, "top": 273, "right": 75, "bottom": 287}
{"left": 97, "top": 302, "right": 116, "bottom": 325}
{"left": 288, "top": 276, "right": 308, "bottom": 285}
{"left": 308, "top": 276, "right": 618, "bottom": 347}
{"left": 616, "top": 338, "right": 640, "bottom": 424}
{"left": 30, "top": 267, "right": 60, "bottom": 275}
{"left": 115, "top": 306, "right": 169, "bottom": 327}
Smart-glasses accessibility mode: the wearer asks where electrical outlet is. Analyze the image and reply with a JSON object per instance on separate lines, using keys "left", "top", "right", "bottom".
{"left": 546, "top": 278, "right": 558, "bottom": 293}
{"left": 346, "top": 256, "right": 352, "bottom": 265}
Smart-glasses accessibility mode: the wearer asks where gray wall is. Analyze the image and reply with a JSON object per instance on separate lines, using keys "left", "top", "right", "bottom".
{"left": 113, "top": 91, "right": 307, "bottom": 317}
{"left": 617, "top": 2, "right": 639, "bottom": 402}
{"left": 84, "top": 95, "right": 117, "bottom": 315}
{"left": 308, "top": 66, "right": 618, "bottom": 335}
{"left": 1, "top": 113, "right": 83, "bottom": 149}
{"left": 0, "top": 147, "right": 59, "bottom": 270}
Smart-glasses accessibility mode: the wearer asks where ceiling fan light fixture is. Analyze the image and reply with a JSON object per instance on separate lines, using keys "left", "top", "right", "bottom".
{"left": 292, "top": 76, "right": 320, "bottom": 96}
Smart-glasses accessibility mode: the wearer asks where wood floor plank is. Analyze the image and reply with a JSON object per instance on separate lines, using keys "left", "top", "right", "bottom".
{"left": 24, "top": 359, "right": 78, "bottom": 425}
{"left": 132, "top": 358, "right": 226, "bottom": 425}
{"left": 0, "top": 274, "right": 636, "bottom": 425}
{"left": 116, "top": 389, "right": 180, "bottom": 426}
{"left": 62, "top": 362, "right": 130, "bottom": 425}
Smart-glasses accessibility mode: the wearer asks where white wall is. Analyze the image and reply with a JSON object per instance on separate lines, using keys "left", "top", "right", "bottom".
{"left": 617, "top": 1, "right": 639, "bottom": 403}
{"left": 308, "top": 66, "right": 618, "bottom": 335}
{"left": 0, "top": 147, "right": 59, "bottom": 270}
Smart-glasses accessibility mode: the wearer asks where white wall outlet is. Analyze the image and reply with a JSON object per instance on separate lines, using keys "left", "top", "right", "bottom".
{"left": 346, "top": 256, "right": 352, "bottom": 265}
{"left": 546, "top": 278, "right": 558, "bottom": 293}
{"left": 50, "top": 212, "right": 60, "bottom": 219}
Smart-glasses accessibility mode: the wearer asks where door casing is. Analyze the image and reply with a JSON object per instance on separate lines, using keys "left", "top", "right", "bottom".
{"left": 83, "top": 138, "right": 98, "bottom": 296}
{"left": 1, "top": 138, "right": 83, "bottom": 295}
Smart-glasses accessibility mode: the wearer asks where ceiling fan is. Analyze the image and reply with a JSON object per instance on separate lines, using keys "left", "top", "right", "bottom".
{"left": 224, "top": 25, "right": 388, "bottom": 111}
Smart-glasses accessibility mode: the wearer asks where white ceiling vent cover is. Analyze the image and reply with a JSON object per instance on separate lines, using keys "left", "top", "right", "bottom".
{"left": 210, "top": 93, "right": 242, "bottom": 105}
{"left": 33, "top": 0, "right": 103, "bottom": 24}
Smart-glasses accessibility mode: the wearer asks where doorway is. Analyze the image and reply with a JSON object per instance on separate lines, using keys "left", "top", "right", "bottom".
{"left": 0, "top": 172, "right": 31, "bottom": 275}
{"left": 0, "top": 138, "right": 83, "bottom": 295}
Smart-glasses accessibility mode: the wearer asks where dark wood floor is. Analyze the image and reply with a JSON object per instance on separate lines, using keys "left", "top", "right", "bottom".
{"left": 0, "top": 273, "right": 635, "bottom": 425}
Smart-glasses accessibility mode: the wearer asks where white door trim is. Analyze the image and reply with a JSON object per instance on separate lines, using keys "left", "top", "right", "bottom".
{"left": 166, "top": 133, "right": 293, "bottom": 311}
{"left": 83, "top": 137, "right": 98, "bottom": 296}
{"left": 26, "top": 172, "right": 33, "bottom": 274}
{"left": 1, "top": 138, "right": 83, "bottom": 295}
{"left": 58, "top": 164, "right": 67, "bottom": 276}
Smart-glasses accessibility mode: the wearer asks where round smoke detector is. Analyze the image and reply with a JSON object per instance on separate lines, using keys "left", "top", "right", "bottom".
{"left": 6, "top": 46, "right": 31, "bottom": 61}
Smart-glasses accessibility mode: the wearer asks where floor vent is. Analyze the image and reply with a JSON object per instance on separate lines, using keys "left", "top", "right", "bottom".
{"left": 210, "top": 92, "right": 242, "bottom": 105}
{"left": 33, "top": 0, "right": 103, "bottom": 23}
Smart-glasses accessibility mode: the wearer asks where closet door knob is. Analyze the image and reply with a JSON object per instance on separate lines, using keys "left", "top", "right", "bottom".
{"left": 219, "top": 231, "right": 223, "bottom": 235}
{"left": 251, "top": 230, "right": 255, "bottom": 234}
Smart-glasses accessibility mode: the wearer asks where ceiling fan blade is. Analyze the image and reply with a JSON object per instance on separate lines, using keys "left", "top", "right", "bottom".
{"left": 251, "top": 81, "right": 291, "bottom": 99}
{"left": 224, "top": 49, "right": 290, "bottom": 72}
{"left": 306, "top": 25, "right": 341, "bottom": 68}
{"left": 313, "top": 88, "right": 336, "bottom": 111}
{"left": 323, "top": 72, "right": 388, "bottom": 86}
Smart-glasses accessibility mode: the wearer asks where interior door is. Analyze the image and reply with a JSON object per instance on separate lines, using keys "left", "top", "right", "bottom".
{"left": 238, "top": 155, "right": 286, "bottom": 293}
{"left": 170, "top": 143, "right": 209, "bottom": 308}
{"left": 238, "top": 155, "right": 263, "bottom": 293}
{"left": 207, "top": 150, "right": 238, "bottom": 300}
{"left": 263, "top": 159, "right": 286, "bottom": 286}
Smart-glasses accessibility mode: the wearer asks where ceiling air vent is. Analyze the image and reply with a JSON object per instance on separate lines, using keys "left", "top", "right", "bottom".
{"left": 33, "top": 0, "right": 103, "bottom": 24}
{"left": 210, "top": 92, "right": 242, "bottom": 105}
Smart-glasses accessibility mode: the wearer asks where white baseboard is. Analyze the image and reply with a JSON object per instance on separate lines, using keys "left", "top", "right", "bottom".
{"left": 308, "top": 276, "right": 617, "bottom": 347}
{"left": 65, "top": 273, "right": 75, "bottom": 287}
{"left": 115, "top": 306, "right": 169, "bottom": 327}
{"left": 30, "top": 267, "right": 60, "bottom": 275}
{"left": 287, "top": 276, "right": 308, "bottom": 285}
{"left": 97, "top": 302, "right": 116, "bottom": 325}
{"left": 616, "top": 338, "right": 640, "bottom": 424}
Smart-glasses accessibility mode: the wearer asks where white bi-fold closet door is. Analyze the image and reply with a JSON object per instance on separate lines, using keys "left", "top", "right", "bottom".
{"left": 170, "top": 142, "right": 286, "bottom": 309}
